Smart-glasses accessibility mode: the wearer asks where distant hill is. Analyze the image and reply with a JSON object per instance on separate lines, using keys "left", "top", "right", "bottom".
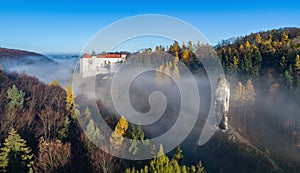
{"left": 0, "top": 47, "right": 55, "bottom": 66}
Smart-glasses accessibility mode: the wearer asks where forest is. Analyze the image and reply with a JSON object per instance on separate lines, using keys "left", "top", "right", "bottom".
{"left": 0, "top": 27, "right": 300, "bottom": 173}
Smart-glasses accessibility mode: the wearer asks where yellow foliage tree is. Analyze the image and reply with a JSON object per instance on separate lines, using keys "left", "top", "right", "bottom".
{"left": 164, "top": 63, "right": 170, "bottom": 82}
{"left": 232, "top": 56, "right": 239, "bottom": 73}
{"left": 245, "top": 79, "right": 256, "bottom": 104}
{"left": 245, "top": 41, "right": 250, "bottom": 48}
{"left": 173, "top": 65, "right": 180, "bottom": 81}
{"left": 155, "top": 64, "right": 165, "bottom": 87}
{"left": 110, "top": 116, "right": 129, "bottom": 149}
{"left": 159, "top": 64, "right": 164, "bottom": 72}
{"left": 233, "top": 56, "right": 239, "bottom": 66}
{"left": 255, "top": 34, "right": 262, "bottom": 43}
{"left": 294, "top": 54, "right": 300, "bottom": 74}
{"left": 49, "top": 80, "right": 59, "bottom": 86}
{"left": 174, "top": 51, "right": 179, "bottom": 65}
{"left": 232, "top": 82, "right": 245, "bottom": 106}
{"left": 172, "top": 51, "right": 181, "bottom": 81}
{"left": 281, "top": 30, "right": 290, "bottom": 45}
{"left": 239, "top": 44, "right": 244, "bottom": 50}
{"left": 168, "top": 61, "right": 173, "bottom": 69}
{"left": 65, "top": 86, "right": 75, "bottom": 112}
{"left": 182, "top": 49, "right": 189, "bottom": 64}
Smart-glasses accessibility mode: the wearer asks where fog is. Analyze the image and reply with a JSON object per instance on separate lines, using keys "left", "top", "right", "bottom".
{"left": 72, "top": 52, "right": 230, "bottom": 160}
{"left": 0, "top": 55, "right": 78, "bottom": 86}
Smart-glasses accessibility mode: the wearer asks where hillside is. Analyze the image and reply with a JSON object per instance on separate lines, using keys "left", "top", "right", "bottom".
{"left": 215, "top": 27, "right": 300, "bottom": 87}
{"left": 0, "top": 47, "right": 55, "bottom": 69}
{"left": 0, "top": 47, "right": 47, "bottom": 59}
{"left": 0, "top": 48, "right": 76, "bottom": 85}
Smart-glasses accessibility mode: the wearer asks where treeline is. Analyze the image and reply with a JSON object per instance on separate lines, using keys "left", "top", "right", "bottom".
{"left": 139, "top": 27, "right": 300, "bottom": 90}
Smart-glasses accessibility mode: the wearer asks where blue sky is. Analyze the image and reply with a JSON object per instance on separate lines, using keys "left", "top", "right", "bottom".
{"left": 0, "top": 0, "right": 299, "bottom": 53}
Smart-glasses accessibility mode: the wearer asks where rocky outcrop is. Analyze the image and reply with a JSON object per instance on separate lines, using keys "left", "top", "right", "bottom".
{"left": 215, "top": 76, "right": 230, "bottom": 130}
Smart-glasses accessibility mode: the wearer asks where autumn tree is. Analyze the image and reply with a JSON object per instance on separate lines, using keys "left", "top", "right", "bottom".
{"left": 182, "top": 49, "right": 189, "bottom": 64}
{"left": 245, "top": 41, "right": 250, "bottom": 48}
{"left": 281, "top": 29, "right": 290, "bottom": 45}
{"left": 65, "top": 85, "right": 73, "bottom": 111}
{"left": 0, "top": 128, "right": 33, "bottom": 173}
{"left": 294, "top": 55, "right": 300, "bottom": 88}
{"left": 88, "top": 116, "right": 128, "bottom": 173}
{"left": 169, "top": 41, "right": 180, "bottom": 55}
{"left": 65, "top": 86, "right": 75, "bottom": 113}
{"left": 188, "top": 41, "right": 194, "bottom": 53}
{"left": 49, "top": 80, "right": 59, "bottom": 86}
{"left": 155, "top": 45, "right": 165, "bottom": 52}
{"left": 230, "top": 56, "right": 239, "bottom": 74}
{"left": 164, "top": 62, "right": 171, "bottom": 83}
{"left": 239, "top": 44, "right": 244, "bottom": 50}
{"left": 173, "top": 51, "right": 181, "bottom": 81}
{"left": 155, "top": 64, "right": 165, "bottom": 87}
{"left": 294, "top": 54, "right": 300, "bottom": 75}
{"left": 35, "top": 137, "right": 71, "bottom": 173}
{"left": 232, "top": 82, "right": 244, "bottom": 106}
{"left": 164, "top": 62, "right": 170, "bottom": 76}
{"left": 244, "top": 79, "right": 256, "bottom": 104}
{"left": 38, "top": 105, "right": 62, "bottom": 140}
{"left": 65, "top": 85, "right": 80, "bottom": 138}
{"left": 255, "top": 34, "right": 262, "bottom": 43}
{"left": 243, "top": 79, "right": 256, "bottom": 131}
{"left": 110, "top": 116, "right": 129, "bottom": 149}
{"left": 231, "top": 80, "right": 256, "bottom": 130}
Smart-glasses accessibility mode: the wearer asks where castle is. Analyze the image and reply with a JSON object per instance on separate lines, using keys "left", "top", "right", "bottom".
{"left": 80, "top": 52, "right": 126, "bottom": 77}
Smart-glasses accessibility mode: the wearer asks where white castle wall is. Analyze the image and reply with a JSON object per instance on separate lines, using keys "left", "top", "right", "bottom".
{"left": 80, "top": 55, "right": 123, "bottom": 77}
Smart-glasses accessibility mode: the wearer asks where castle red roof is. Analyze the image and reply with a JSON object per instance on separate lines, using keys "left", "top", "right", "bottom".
{"left": 82, "top": 54, "right": 92, "bottom": 58}
{"left": 105, "top": 53, "right": 121, "bottom": 58}
{"left": 82, "top": 53, "right": 124, "bottom": 59}
{"left": 96, "top": 54, "right": 104, "bottom": 58}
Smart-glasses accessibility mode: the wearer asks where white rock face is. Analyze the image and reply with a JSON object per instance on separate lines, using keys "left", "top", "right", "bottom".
{"left": 214, "top": 76, "right": 230, "bottom": 130}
